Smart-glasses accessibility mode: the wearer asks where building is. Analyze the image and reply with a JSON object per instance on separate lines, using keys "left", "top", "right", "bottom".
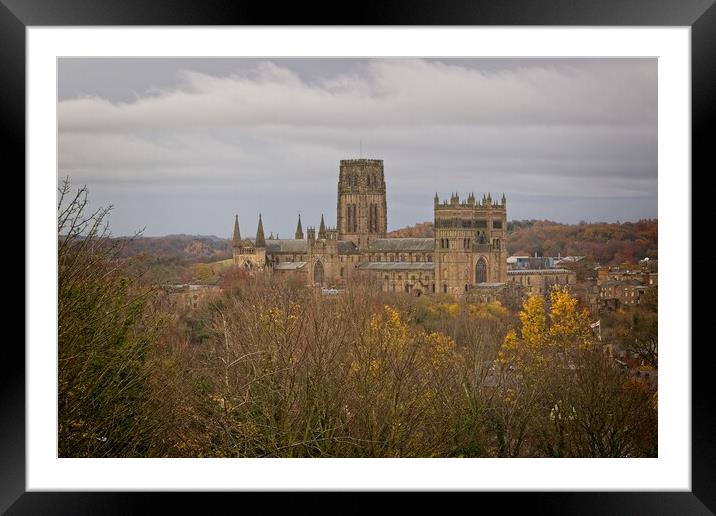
{"left": 506, "top": 268, "right": 577, "bottom": 296}
{"left": 506, "top": 254, "right": 584, "bottom": 270}
{"left": 596, "top": 263, "right": 657, "bottom": 309}
{"left": 231, "top": 158, "right": 508, "bottom": 296}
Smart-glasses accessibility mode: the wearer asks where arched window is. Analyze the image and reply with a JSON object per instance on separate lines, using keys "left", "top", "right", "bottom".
{"left": 476, "top": 258, "right": 487, "bottom": 284}
{"left": 313, "top": 260, "right": 324, "bottom": 285}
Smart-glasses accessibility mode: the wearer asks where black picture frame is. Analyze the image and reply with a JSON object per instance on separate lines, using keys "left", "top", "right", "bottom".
{"left": 6, "top": 0, "right": 712, "bottom": 513}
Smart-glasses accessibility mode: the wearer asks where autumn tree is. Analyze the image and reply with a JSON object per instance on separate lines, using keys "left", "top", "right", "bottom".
{"left": 58, "top": 179, "right": 166, "bottom": 457}
{"left": 492, "top": 286, "right": 656, "bottom": 457}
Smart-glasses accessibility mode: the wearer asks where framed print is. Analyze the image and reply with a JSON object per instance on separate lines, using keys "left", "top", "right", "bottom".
{"left": 7, "top": 0, "right": 713, "bottom": 513}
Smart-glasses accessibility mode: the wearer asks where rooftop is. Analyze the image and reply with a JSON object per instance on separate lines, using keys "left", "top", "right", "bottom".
{"left": 368, "top": 238, "right": 434, "bottom": 252}
{"left": 357, "top": 262, "right": 435, "bottom": 271}
{"left": 265, "top": 239, "right": 308, "bottom": 253}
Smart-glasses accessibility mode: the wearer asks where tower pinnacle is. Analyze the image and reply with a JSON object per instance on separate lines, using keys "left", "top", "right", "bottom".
{"left": 295, "top": 213, "right": 304, "bottom": 240}
{"left": 255, "top": 213, "right": 265, "bottom": 248}
{"left": 232, "top": 214, "right": 241, "bottom": 247}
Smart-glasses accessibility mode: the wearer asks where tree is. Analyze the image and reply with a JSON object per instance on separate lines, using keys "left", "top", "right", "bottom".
{"left": 58, "top": 179, "right": 165, "bottom": 457}
{"left": 615, "top": 286, "right": 658, "bottom": 368}
{"left": 492, "top": 286, "right": 656, "bottom": 457}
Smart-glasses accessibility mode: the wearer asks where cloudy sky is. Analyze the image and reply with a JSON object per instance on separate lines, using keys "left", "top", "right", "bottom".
{"left": 58, "top": 58, "right": 657, "bottom": 238}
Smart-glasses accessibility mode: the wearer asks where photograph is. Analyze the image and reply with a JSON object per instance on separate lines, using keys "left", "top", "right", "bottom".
{"left": 56, "top": 56, "right": 659, "bottom": 459}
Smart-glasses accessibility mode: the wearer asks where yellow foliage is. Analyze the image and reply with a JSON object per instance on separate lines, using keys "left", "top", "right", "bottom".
{"left": 425, "top": 301, "right": 460, "bottom": 318}
{"left": 468, "top": 301, "right": 509, "bottom": 320}
{"left": 423, "top": 330, "right": 456, "bottom": 367}
{"left": 519, "top": 295, "right": 547, "bottom": 349}
{"left": 497, "top": 329, "right": 520, "bottom": 365}
{"left": 548, "top": 286, "right": 593, "bottom": 350}
{"left": 370, "top": 305, "right": 409, "bottom": 352}
{"left": 497, "top": 287, "right": 595, "bottom": 372}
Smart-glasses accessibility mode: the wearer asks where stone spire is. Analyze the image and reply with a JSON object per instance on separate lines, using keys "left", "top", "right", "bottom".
{"left": 501, "top": 193, "right": 506, "bottom": 206}
{"left": 295, "top": 213, "right": 304, "bottom": 240}
{"left": 255, "top": 213, "right": 265, "bottom": 248}
{"left": 318, "top": 214, "right": 326, "bottom": 239}
{"left": 232, "top": 215, "right": 241, "bottom": 247}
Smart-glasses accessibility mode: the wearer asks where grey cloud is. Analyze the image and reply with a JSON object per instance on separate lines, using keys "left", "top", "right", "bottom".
{"left": 57, "top": 58, "right": 657, "bottom": 237}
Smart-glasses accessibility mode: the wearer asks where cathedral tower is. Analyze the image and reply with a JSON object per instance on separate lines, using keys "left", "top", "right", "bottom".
{"left": 337, "top": 159, "right": 387, "bottom": 249}
{"left": 434, "top": 192, "right": 508, "bottom": 296}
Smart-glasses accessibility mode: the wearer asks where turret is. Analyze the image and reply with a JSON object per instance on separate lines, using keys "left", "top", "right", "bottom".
{"left": 232, "top": 215, "right": 241, "bottom": 247}
{"left": 318, "top": 214, "right": 327, "bottom": 239}
{"left": 255, "top": 213, "right": 266, "bottom": 248}
{"left": 307, "top": 226, "right": 316, "bottom": 242}
{"left": 295, "top": 213, "right": 304, "bottom": 240}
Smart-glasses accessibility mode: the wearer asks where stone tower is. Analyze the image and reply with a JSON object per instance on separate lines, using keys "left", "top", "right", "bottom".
{"left": 434, "top": 192, "right": 508, "bottom": 296}
{"left": 337, "top": 159, "right": 387, "bottom": 249}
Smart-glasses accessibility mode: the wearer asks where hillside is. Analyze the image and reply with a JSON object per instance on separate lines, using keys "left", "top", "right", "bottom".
{"left": 506, "top": 219, "right": 657, "bottom": 264}
{"left": 116, "top": 234, "right": 232, "bottom": 263}
{"left": 387, "top": 222, "right": 434, "bottom": 238}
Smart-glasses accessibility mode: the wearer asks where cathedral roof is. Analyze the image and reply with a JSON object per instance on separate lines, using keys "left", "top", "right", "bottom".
{"left": 337, "top": 240, "right": 360, "bottom": 254}
{"left": 265, "top": 239, "right": 308, "bottom": 253}
{"left": 368, "top": 238, "right": 435, "bottom": 252}
{"left": 357, "top": 262, "right": 435, "bottom": 271}
{"left": 261, "top": 239, "right": 360, "bottom": 254}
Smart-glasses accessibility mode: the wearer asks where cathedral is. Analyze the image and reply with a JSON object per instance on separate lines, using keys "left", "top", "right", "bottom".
{"left": 231, "top": 159, "right": 508, "bottom": 296}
